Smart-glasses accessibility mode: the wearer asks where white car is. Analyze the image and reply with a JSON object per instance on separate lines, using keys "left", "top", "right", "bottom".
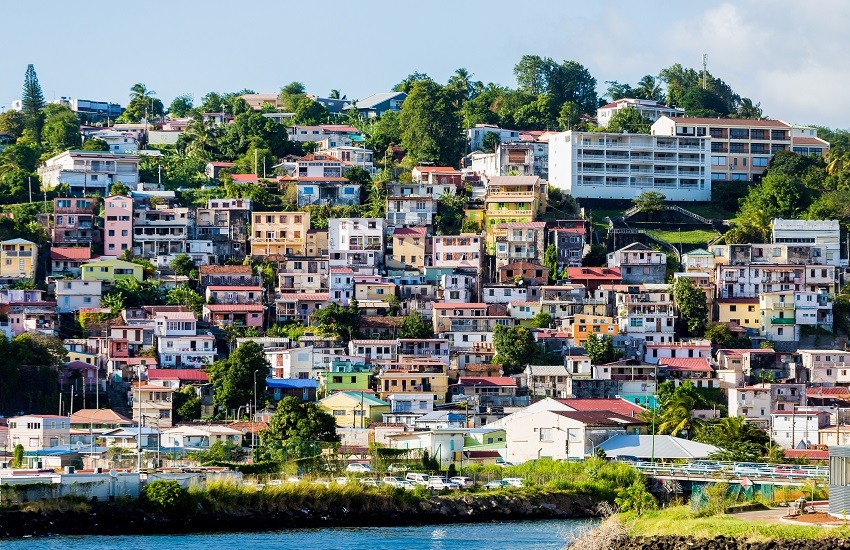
{"left": 359, "top": 478, "right": 379, "bottom": 486}
{"left": 502, "top": 477, "right": 524, "bottom": 487}
{"left": 449, "top": 476, "right": 473, "bottom": 488}
{"left": 396, "top": 480, "right": 416, "bottom": 491}
{"left": 427, "top": 478, "right": 460, "bottom": 490}
{"left": 382, "top": 476, "right": 404, "bottom": 486}
{"left": 346, "top": 463, "right": 373, "bottom": 474}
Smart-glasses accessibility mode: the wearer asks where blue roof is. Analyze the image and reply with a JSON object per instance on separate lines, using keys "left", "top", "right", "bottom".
{"left": 266, "top": 377, "right": 318, "bottom": 389}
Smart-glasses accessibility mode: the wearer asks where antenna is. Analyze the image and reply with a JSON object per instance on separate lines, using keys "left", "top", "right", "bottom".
{"left": 702, "top": 54, "right": 708, "bottom": 90}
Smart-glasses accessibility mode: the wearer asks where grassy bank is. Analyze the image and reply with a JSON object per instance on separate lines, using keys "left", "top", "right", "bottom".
{"left": 625, "top": 505, "right": 850, "bottom": 541}
{"left": 645, "top": 228, "right": 719, "bottom": 247}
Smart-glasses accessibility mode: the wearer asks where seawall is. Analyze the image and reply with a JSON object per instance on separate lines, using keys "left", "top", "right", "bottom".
{"left": 626, "top": 536, "right": 850, "bottom": 549}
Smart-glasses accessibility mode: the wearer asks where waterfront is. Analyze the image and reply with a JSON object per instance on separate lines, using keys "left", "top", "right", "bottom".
{"left": 1, "top": 519, "right": 590, "bottom": 549}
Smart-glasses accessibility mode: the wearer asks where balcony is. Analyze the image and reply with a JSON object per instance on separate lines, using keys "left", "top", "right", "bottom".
{"left": 770, "top": 317, "right": 795, "bottom": 325}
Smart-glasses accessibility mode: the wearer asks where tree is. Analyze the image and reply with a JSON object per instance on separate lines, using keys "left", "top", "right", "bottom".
{"left": 0, "top": 110, "right": 25, "bottom": 140}
{"left": 120, "top": 83, "right": 164, "bottom": 123}
{"left": 584, "top": 333, "right": 623, "bottom": 365}
{"left": 543, "top": 243, "right": 560, "bottom": 282}
{"left": 11, "top": 443, "right": 24, "bottom": 468}
{"left": 143, "top": 479, "right": 189, "bottom": 512}
{"left": 481, "top": 131, "right": 500, "bottom": 153}
{"left": 605, "top": 80, "right": 634, "bottom": 101}
{"left": 492, "top": 325, "right": 538, "bottom": 374}
{"left": 635, "top": 75, "right": 663, "bottom": 102}
{"left": 41, "top": 104, "right": 81, "bottom": 152}
{"left": 557, "top": 101, "right": 581, "bottom": 131}
{"left": 632, "top": 191, "right": 666, "bottom": 213}
{"left": 399, "top": 80, "right": 465, "bottom": 167}
{"left": 328, "top": 89, "right": 345, "bottom": 100}
{"left": 109, "top": 181, "right": 131, "bottom": 196}
{"left": 673, "top": 277, "right": 708, "bottom": 336}
{"left": 173, "top": 385, "right": 202, "bottom": 422}
{"left": 582, "top": 243, "right": 607, "bottom": 267}
{"left": 531, "top": 312, "right": 553, "bottom": 328}
{"left": 434, "top": 190, "right": 467, "bottom": 235}
{"left": 399, "top": 311, "right": 434, "bottom": 339}
{"left": 513, "top": 56, "right": 597, "bottom": 115}
{"left": 258, "top": 396, "right": 339, "bottom": 460}
{"left": 656, "top": 391, "right": 698, "bottom": 437}
{"left": 606, "top": 107, "right": 651, "bottom": 134}
{"left": 81, "top": 138, "right": 110, "bottom": 151}
{"left": 166, "top": 285, "right": 204, "bottom": 316}
{"left": 293, "top": 97, "right": 330, "bottom": 126}
{"left": 615, "top": 479, "right": 657, "bottom": 515}
{"left": 696, "top": 416, "right": 773, "bottom": 462}
{"left": 21, "top": 64, "right": 45, "bottom": 141}
{"left": 311, "top": 302, "right": 360, "bottom": 343}
{"left": 208, "top": 341, "right": 270, "bottom": 415}
{"left": 393, "top": 72, "right": 432, "bottom": 94}
{"left": 279, "top": 81, "right": 307, "bottom": 110}
{"left": 169, "top": 254, "right": 197, "bottom": 277}
{"left": 704, "top": 323, "right": 751, "bottom": 349}
{"left": 168, "top": 94, "right": 194, "bottom": 117}
{"left": 727, "top": 171, "right": 812, "bottom": 243}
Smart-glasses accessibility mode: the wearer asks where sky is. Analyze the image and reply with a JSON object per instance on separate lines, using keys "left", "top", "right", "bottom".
{"left": 2, "top": 0, "right": 849, "bottom": 128}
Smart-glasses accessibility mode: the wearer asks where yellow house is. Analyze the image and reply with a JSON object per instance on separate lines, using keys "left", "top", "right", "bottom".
{"left": 251, "top": 211, "right": 309, "bottom": 257}
{"left": 81, "top": 258, "right": 143, "bottom": 283}
{"left": 569, "top": 314, "right": 619, "bottom": 346}
{"left": 483, "top": 176, "right": 546, "bottom": 247}
{"left": 387, "top": 227, "right": 428, "bottom": 270}
{"left": 318, "top": 391, "right": 390, "bottom": 428}
{"left": 716, "top": 298, "right": 759, "bottom": 330}
{"left": 305, "top": 228, "right": 328, "bottom": 257}
{"left": 375, "top": 358, "right": 450, "bottom": 403}
{"left": 0, "top": 239, "right": 37, "bottom": 280}
{"left": 67, "top": 350, "right": 100, "bottom": 365}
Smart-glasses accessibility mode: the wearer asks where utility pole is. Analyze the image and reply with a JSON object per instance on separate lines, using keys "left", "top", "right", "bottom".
{"left": 702, "top": 54, "right": 708, "bottom": 90}
{"left": 254, "top": 149, "right": 258, "bottom": 176}
{"left": 28, "top": 177, "right": 32, "bottom": 203}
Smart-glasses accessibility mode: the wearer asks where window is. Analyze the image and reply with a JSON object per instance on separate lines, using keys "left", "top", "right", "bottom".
{"left": 711, "top": 156, "right": 726, "bottom": 166}
{"left": 539, "top": 428, "right": 553, "bottom": 441}
{"left": 332, "top": 410, "right": 346, "bottom": 416}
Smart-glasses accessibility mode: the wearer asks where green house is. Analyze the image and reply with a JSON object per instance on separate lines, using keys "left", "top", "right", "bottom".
{"left": 320, "top": 360, "right": 373, "bottom": 394}
{"left": 81, "top": 258, "right": 143, "bottom": 283}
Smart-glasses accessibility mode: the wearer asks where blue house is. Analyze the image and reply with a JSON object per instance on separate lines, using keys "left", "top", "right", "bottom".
{"left": 355, "top": 92, "right": 407, "bottom": 118}
{"left": 266, "top": 378, "right": 318, "bottom": 402}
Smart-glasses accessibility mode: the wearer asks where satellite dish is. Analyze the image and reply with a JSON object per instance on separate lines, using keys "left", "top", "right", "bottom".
{"left": 241, "top": 428, "right": 248, "bottom": 435}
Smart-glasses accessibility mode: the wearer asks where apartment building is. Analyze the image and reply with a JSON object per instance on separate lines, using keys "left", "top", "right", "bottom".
{"left": 250, "top": 211, "right": 309, "bottom": 257}
{"left": 103, "top": 194, "right": 133, "bottom": 255}
{"left": 498, "top": 261, "right": 548, "bottom": 285}
{"left": 132, "top": 206, "right": 191, "bottom": 266}
{"left": 799, "top": 350, "right": 850, "bottom": 386}
{"left": 727, "top": 382, "right": 806, "bottom": 428}
{"left": 610, "top": 283, "right": 676, "bottom": 344}
{"left": 548, "top": 130, "right": 711, "bottom": 200}
{"left": 431, "top": 234, "right": 483, "bottom": 272}
{"left": 607, "top": 243, "right": 667, "bottom": 284}
{"left": 328, "top": 218, "right": 385, "bottom": 267}
{"left": 38, "top": 150, "right": 140, "bottom": 195}
{"left": 596, "top": 98, "right": 684, "bottom": 127}
{"left": 468, "top": 141, "right": 550, "bottom": 179}
{"left": 0, "top": 239, "right": 37, "bottom": 280}
{"left": 375, "top": 358, "right": 450, "bottom": 403}
{"left": 130, "top": 384, "right": 174, "bottom": 428}
{"left": 52, "top": 197, "right": 99, "bottom": 246}
{"left": 759, "top": 290, "right": 833, "bottom": 344}
{"left": 483, "top": 176, "right": 547, "bottom": 244}
{"left": 195, "top": 198, "right": 251, "bottom": 262}
{"left": 55, "top": 279, "right": 102, "bottom": 313}
{"left": 318, "top": 146, "right": 375, "bottom": 173}
{"left": 154, "top": 312, "right": 216, "bottom": 368}
{"left": 8, "top": 415, "right": 70, "bottom": 452}
{"left": 386, "top": 191, "right": 438, "bottom": 228}
{"left": 772, "top": 219, "right": 841, "bottom": 266}
{"left": 294, "top": 153, "right": 360, "bottom": 207}
{"left": 494, "top": 222, "right": 546, "bottom": 269}
{"left": 651, "top": 116, "right": 794, "bottom": 183}
{"left": 306, "top": 228, "right": 329, "bottom": 257}
{"left": 771, "top": 410, "right": 830, "bottom": 449}
{"left": 569, "top": 314, "right": 619, "bottom": 346}
{"left": 548, "top": 221, "right": 588, "bottom": 268}
{"left": 278, "top": 258, "right": 328, "bottom": 293}
{"left": 276, "top": 293, "right": 329, "bottom": 324}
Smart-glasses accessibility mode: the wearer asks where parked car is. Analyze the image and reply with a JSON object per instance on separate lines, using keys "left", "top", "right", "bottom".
{"left": 733, "top": 462, "right": 772, "bottom": 477}
{"left": 681, "top": 461, "right": 721, "bottom": 475}
{"left": 427, "top": 477, "right": 460, "bottom": 490}
{"left": 495, "top": 458, "right": 515, "bottom": 468}
{"left": 359, "top": 478, "right": 379, "bottom": 486}
{"left": 396, "top": 480, "right": 417, "bottom": 491}
{"left": 346, "top": 463, "right": 373, "bottom": 474}
{"left": 502, "top": 477, "right": 524, "bottom": 487}
{"left": 484, "top": 480, "right": 508, "bottom": 490}
{"left": 387, "top": 463, "right": 409, "bottom": 474}
{"left": 405, "top": 472, "right": 431, "bottom": 486}
{"left": 449, "top": 476, "right": 473, "bottom": 488}
{"left": 383, "top": 476, "right": 404, "bottom": 486}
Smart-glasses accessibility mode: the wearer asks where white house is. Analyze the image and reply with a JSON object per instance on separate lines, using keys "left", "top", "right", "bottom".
{"left": 328, "top": 218, "right": 385, "bottom": 268}
{"left": 386, "top": 429, "right": 466, "bottom": 465}
{"left": 770, "top": 410, "right": 830, "bottom": 449}
{"left": 55, "top": 279, "right": 102, "bottom": 313}
{"left": 8, "top": 415, "right": 70, "bottom": 451}
{"left": 38, "top": 150, "right": 140, "bottom": 196}
{"left": 160, "top": 425, "right": 243, "bottom": 449}
{"left": 772, "top": 219, "right": 842, "bottom": 266}
{"left": 87, "top": 129, "right": 139, "bottom": 153}
{"left": 467, "top": 125, "right": 521, "bottom": 152}
{"left": 596, "top": 98, "right": 684, "bottom": 127}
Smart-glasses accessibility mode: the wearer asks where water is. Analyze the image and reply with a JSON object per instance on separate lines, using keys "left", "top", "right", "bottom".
{"left": 0, "top": 519, "right": 592, "bottom": 549}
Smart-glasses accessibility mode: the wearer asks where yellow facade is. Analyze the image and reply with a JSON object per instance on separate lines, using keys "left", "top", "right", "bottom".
{"left": 251, "top": 211, "right": 309, "bottom": 257}
{"left": 388, "top": 234, "right": 427, "bottom": 270}
{"left": 318, "top": 391, "right": 389, "bottom": 428}
{"left": 0, "top": 239, "right": 37, "bottom": 280}
{"left": 377, "top": 367, "right": 450, "bottom": 403}
{"left": 569, "top": 314, "right": 619, "bottom": 346}
{"left": 67, "top": 351, "right": 99, "bottom": 365}
{"left": 716, "top": 300, "right": 759, "bottom": 330}
{"left": 305, "top": 229, "right": 328, "bottom": 257}
{"left": 354, "top": 282, "right": 397, "bottom": 302}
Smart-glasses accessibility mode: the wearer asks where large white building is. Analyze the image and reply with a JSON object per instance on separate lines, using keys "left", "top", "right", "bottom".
{"left": 772, "top": 219, "right": 842, "bottom": 266}
{"left": 38, "top": 150, "right": 140, "bottom": 196}
{"left": 548, "top": 131, "right": 711, "bottom": 201}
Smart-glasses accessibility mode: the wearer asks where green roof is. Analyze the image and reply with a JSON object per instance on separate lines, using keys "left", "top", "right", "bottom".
{"left": 338, "top": 392, "right": 389, "bottom": 406}
{"left": 684, "top": 248, "right": 712, "bottom": 256}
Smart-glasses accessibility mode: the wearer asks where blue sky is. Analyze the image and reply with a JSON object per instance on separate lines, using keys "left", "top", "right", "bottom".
{"left": 3, "top": 1, "right": 848, "bottom": 127}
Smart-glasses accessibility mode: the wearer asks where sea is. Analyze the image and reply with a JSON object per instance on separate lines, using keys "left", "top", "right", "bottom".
{"left": 0, "top": 519, "right": 592, "bottom": 549}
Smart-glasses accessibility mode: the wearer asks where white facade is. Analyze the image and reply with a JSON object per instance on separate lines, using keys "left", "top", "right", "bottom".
{"left": 467, "top": 125, "right": 520, "bottom": 152}
{"left": 727, "top": 383, "right": 806, "bottom": 428}
{"left": 157, "top": 335, "right": 216, "bottom": 368}
{"left": 482, "top": 285, "right": 527, "bottom": 305}
{"left": 38, "top": 151, "right": 140, "bottom": 196}
{"left": 799, "top": 350, "right": 850, "bottom": 386}
{"left": 596, "top": 99, "right": 684, "bottom": 127}
{"left": 614, "top": 284, "right": 676, "bottom": 344}
{"left": 771, "top": 411, "right": 829, "bottom": 449}
{"left": 8, "top": 415, "right": 70, "bottom": 451}
{"left": 432, "top": 235, "right": 483, "bottom": 271}
{"left": 318, "top": 146, "right": 375, "bottom": 173}
{"left": 772, "top": 219, "right": 842, "bottom": 266}
{"left": 328, "top": 218, "right": 385, "bottom": 267}
{"left": 87, "top": 130, "right": 139, "bottom": 153}
{"left": 55, "top": 280, "right": 102, "bottom": 313}
{"left": 548, "top": 131, "right": 711, "bottom": 201}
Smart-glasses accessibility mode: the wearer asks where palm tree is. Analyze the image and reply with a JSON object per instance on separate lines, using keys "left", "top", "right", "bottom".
{"left": 657, "top": 393, "right": 700, "bottom": 437}
{"left": 635, "top": 75, "right": 662, "bottom": 102}
{"left": 827, "top": 151, "right": 849, "bottom": 175}
{"left": 130, "top": 83, "right": 156, "bottom": 102}
{"left": 328, "top": 89, "right": 346, "bottom": 100}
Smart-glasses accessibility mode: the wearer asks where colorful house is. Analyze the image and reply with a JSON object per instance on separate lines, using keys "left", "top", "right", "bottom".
{"left": 0, "top": 239, "right": 37, "bottom": 280}
{"left": 318, "top": 391, "right": 390, "bottom": 428}
{"left": 81, "top": 258, "right": 143, "bottom": 283}
{"left": 320, "top": 360, "right": 373, "bottom": 394}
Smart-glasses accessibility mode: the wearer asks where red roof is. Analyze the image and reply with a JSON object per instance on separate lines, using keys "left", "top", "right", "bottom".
{"left": 199, "top": 265, "right": 254, "bottom": 275}
{"left": 208, "top": 162, "right": 234, "bottom": 167}
{"left": 659, "top": 357, "right": 713, "bottom": 372}
{"left": 393, "top": 226, "right": 427, "bottom": 237}
{"left": 784, "top": 449, "right": 828, "bottom": 460}
{"left": 277, "top": 293, "right": 329, "bottom": 302}
{"left": 51, "top": 247, "right": 93, "bottom": 261}
{"left": 463, "top": 450, "right": 502, "bottom": 459}
{"left": 457, "top": 377, "right": 516, "bottom": 387}
{"left": 668, "top": 117, "right": 790, "bottom": 128}
{"left": 807, "top": 387, "right": 850, "bottom": 397}
{"left": 549, "top": 227, "right": 586, "bottom": 235}
{"left": 330, "top": 267, "right": 354, "bottom": 274}
{"left": 555, "top": 398, "right": 645, "bottom": 417}
{"left": 567, "top": 267, "right": 622, "bottom": 280}
{"left": 414, "top": 166, "right": 460, "bottom": 173}
{"left": 297, "top": 176, "right": 349, "bottom": 182}
{"left": 432, "top": 302, "right": 487, "bottom": 310}
{"left": 205, "top": 304, "right": 265, "bottom": 312}
{"left": 147, "top": 369, "right": 209, "bottom": 382}
{"left": 793, "top": 136, "right": 830, "bottom": 146}
{"left": 231, "top": 174, "right": 258, "bottom": 182}
{"left": 496, "top": 222, "right": 546, "bottom": 229}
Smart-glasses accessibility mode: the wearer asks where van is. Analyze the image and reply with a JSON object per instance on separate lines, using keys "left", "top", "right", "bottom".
{"left": 405, "top": 472, "right": 431, "bottom": 486}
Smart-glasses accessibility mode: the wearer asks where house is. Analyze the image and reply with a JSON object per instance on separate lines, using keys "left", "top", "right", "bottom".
{"left": 386, "top": 429, "right": 466, "bottom": 465}
{"left": 548, "top": 130, "right": 710, "bottom": 200}
{"left": 203, "top": 303, "right": 265, "bottom": 329}
{"left": 38, "top": 150, "right": 140, "bottom": 195}
{"left": 52, "top": 197, "right": 99, "bottom": 246}
{"left": 294, "top": 154, "right": 360, "bottom": 207}
{"left": 597, "top": 434, "right": 717, "bottom": 461}
{"left": 651, "top": 116, "right": 797, "bottom": 184}
{"left": 129, "top": 383, "right": 174, "bottom": 428}
{"left": 566, "top": 267, "right": 622, "bottom": 292}
{"left": 375, "top": 357, "right": 450, "bottom": 403}
{"left": 493, "top": 222, "right": 546, "bottom": 268}
{"left": 160, "top": 425, "right": 242, "bottom": 449}
{"left": 199, "top": 264, "right": 259, "bottom": 289}
{"left": 7, "top": 304, "right": 59, "bottom": 336}
{"left": 772, "top": 219, "right": 841, "bottom": 266}
{"left": 451, "top": 377, "right": 518, "bottom": 402}
{"left": 431, "top": 234, "right": 483, "bottom": 272}
{"left": 306, "top": 228, "right": 329, "bottom": 257}
{"left": 328, "top": 218, "right": 385, "bottom": 268}
{"left": 483, "top": 284, "right": 529, "bottom": 305}
{"left": 596, "top": 98, "right": 684, "bottom": 126}
{"left": 88, "top": 129, "right": 138, "bottom": 153}
{"left": 154, "top": 312, "right": 217, "bottom": 368}
{"left": 467, "top": 125, "right": 521, "bottom": 153}
{"left": 286, "top": 124, "right": 361, "bottom": 143}
{"left": 8, "top": 415, "right": 70, "bottom": 452}
{"left": 132, "top": 206, "right": 191, "bottom": 266}
{"left": 318, "top": 391, "right": 390, "bottom": 428}
{"left": 69, "top": 409, "right": 133, "bottom": 430}
{"left": 771, "top": 410, "right": 830, "bottom": 449}
{"left": 348, "top": 339, "right": 396, "bottom": 364}
{"left": 524, "top": 364, "right": 571, "bottom": 397}
{"left": 278, "top": 257, "right": 328, "bottom": 293}
{"left": 50, "top": 246, "right": 92, "bottom": 277}
{"left": 548, "top": 221, "right": 588, "bottom": 269}
{"left": 799, "top": 350, "right": 850, "bottom": 386}
{"left": 645, "top": 341, "right": 712, "bottom": 364}
{"left": 55, "top": 279, "right": 102, "bottom": 313}
{"left": 483, "top": 176, "right": 546, "bottom": 244}
{"left": 497, "top": 261, "right": 548, "bottom": 285}
{"left": 388, "top": 227, "right": 428, "bottom": 271}
{"left": 195, "top": 198, "right": 252, "bottom": 263}
{"left": 0, "top": 239, "right": 37, "bottom": 280}
{"left": 319, "top": 146, "right": 375, "bottom": 173}
{"left": 658, "top": 357, "right": 717, "bottom": 389}
{"left": 276, "top": 293, "right": 329, "bottom": 324}
{"left": 320, "top": 360, "right": 372, "bottom": 393}
{"left": 607, "top": 243, "right": 667, "bottom": 284}
{"left": 81, "top": 258, "right": 143, "bottom": 283}
{"left": 492, "top": 408, "right": 646, "bottom": 462}
{"left": 610, "top": 283, "right": 676, "bottom": 344}
{"left": 147, "top": 368, "right": 210, "bottom": 389}
{"left": 569, "top": 314, "right": 619, "bottom": 346}
{"left": 727, "top": 382, "right": 806, "bottom": 429}
{"left": 204, "top": 161, "right": 235, "bottom": 181}
{"left": 250, "top": 211, "right": 309, "bottom": 257}
{"left": 355, "top": 91, "right": 407, "bottom": 118}
{"left": 716, "top": 298, "right": 760, "bottom": 330}
{"left": 266, "top": 378, "right": 318, "bottom": 402}
{"left": 385, "top": 192, "right": 438, "bottom": 229}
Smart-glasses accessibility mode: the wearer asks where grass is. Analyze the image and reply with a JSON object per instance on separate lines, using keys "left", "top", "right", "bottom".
{"left": 644, "top": 228, "right": 719, "bottom": 247}
{"left": 626, "top": 505, "right": 850, "bottom": 541}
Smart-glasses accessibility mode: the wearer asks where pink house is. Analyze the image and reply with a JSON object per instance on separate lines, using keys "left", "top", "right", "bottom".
{"left": 103, "top": 195, "right": 133, "bottom": 255}
{"left": 203, "top": 304, "right": 265, "bottom": 328}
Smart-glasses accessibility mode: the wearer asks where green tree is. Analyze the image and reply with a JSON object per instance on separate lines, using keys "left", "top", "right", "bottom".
{"left": 169, "top": 253, "right": 198, "bottom": 277}
{"left": 543, "top": 243, "right": 560, "bottom": 282}
{"left": 615, "top": 479, "right": 657, "bottom": 515}
{"left": 11, "top": 443, "right": 24, "bottom": 468}
{"left": 584, "top": 333, "right": 623, "bottom": 365}
{"left": 704, "top": 323, "right": 751, "bottom": 349}
{"left": 143, "top": 479, "right": 189, "bottom": 512}
{"left": 513, "top": 56, "right": 597, "bottom": 115}
{"left": 605, "top": 80, "right": 635, "bottom": 101}
{"left": 673, "top": 277, "right": 708, "bottom": 336}
{"left": 258, "top": 396, "right": 339, "bottom": 460}
{"left": 492, "top": 324, "right": 538, "bottom": 374}
{"left": 634, "top": 75, "right": 663, "bottom": 102}
{"left": 293, "top": 97, "right": 330, "bottom": 126}
{"left": 109, "top": 181, "right": 131, "bottom": 196}
{"left": 21, "top": 64, "right": 45, "bottom": 141}
{"left": 81, "top": 138, "right": 110, "bottom": 151}
{"left": 695, "top": 416, "right": 773, "bottom": 462}
{"left": 168, "top": 94, "right": 194, "bottom": 117}
{"left": 606, "top": 106, "right": 651, "bottom": 134}
{"left": 582, "top": 243, "right": 608, "bottom": 267}
{"left": 632, "top": 191, "right": 666, "bottom": 214}
{"left": 531, "top": 312, "right": 553, "bottom": 328}
{"left": 0, "top": 110, "right": 25, "bottom": 140}
{"left": 166, "top": 285, "right": 204, "bottom": 316}
{"left": 173, "top": 385, "right": 202, "bottom": 422}
{"left": 399, "top": 80, "right": 465, "bottom": 167}
{"left": 481, "top": 131, "right": 500, "bottom": 153}
{"left": 208, "top": 341, "right": 270, "bottom": 415}
{"left": 311, "top": 302, "right": 360, "bottom": 343}
{"left": 41, "top": 104, "right": 81, "bottom": 152}
{"left": 399, "top": 311, "right": 433, "bottom": 339}
{"left": 434, "top": 190, "right": 467, "bottom": 235}
{"left": 120, "top": 83, "right": 164, "bottom": 123}
{"left": 557, "top": 101, "right": 581, "bottom": 130}
{"left": 279, "top": 81, "right": 307, "bottom": 110}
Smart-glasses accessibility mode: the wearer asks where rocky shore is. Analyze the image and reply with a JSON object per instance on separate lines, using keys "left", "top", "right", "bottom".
{"left": 0, "top": 491, "right": 600, "bottom": 538}
{"left": 625, "top": 536, "right": 850, "bottom": 549}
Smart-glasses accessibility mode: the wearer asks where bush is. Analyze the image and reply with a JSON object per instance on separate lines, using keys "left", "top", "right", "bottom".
{"left": 143, "top": 480, "right": 189, "bottom": 513}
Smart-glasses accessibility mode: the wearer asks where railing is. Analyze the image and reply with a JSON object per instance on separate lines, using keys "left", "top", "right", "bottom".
{"left": 770, "top": 317, "right": 796, "bottom": 325}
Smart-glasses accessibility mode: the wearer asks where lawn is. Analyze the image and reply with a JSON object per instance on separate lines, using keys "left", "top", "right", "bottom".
{"left": 626, "top": 505, "right": 850, "bottom": 542}
{"left": 645, "top": 228, "right": 719, "bottom": 248}
{"left": 675, "top": 202, "right": 736, "bottom": 221}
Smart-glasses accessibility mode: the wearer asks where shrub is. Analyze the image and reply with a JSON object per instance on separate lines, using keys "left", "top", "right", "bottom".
{"left": 143, "top": 480, "right": 189, "bottom": 513}
{"left": 614, "top": 479, "right": 657, "bottom": 515}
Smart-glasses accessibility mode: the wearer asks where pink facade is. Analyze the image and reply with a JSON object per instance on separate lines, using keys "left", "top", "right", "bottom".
{"left": 103, "top": 195, "right": 133, "bottom": 255}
